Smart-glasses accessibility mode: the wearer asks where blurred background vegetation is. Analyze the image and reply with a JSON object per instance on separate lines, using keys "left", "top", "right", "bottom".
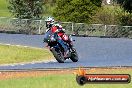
{"left": 0, "top": 0, "right": 131, "bottom": 25}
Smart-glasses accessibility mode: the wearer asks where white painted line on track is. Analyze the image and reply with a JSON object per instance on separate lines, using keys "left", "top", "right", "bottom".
{"left": 0, "top": 43, "right": 43, "bottom": 49}
{"left": 0, "top": 59, "right": 56, "bottom": 67}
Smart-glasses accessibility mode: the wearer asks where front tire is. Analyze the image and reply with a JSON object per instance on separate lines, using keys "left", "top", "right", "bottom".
{"left": 70, "top": 48, "right": 79, "bottom": 62}
{"left": 51, "top": 48, "right": 65, "bottom": 63}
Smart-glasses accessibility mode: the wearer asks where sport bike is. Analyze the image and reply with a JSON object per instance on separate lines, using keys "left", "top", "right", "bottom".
{"left": 43, "top": 30, "right": 78, "bottom": 63}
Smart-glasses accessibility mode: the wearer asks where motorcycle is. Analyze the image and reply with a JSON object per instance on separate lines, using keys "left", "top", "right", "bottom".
{"left": 43, "top": 30, "right": 79, "bottom": 63}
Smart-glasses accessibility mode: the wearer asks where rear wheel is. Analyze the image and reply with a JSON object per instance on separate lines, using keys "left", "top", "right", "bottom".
{"left": 70, "top": 48, "right": 78, "bottom": 62}
{"left": 51, "top": 48, "right": 65, "bottom": 63}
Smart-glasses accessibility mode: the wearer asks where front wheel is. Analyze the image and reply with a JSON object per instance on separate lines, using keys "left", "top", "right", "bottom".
{"left": 50, "top": 48, "right": 65, "bottom": 63}
{"left": 70, "top": 48, "right": 79, "bottom": 62}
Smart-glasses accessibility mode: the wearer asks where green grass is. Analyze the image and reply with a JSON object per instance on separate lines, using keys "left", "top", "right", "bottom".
{"left": 0, "top": 44, "right": 53, "bottom": 64}
{"left": 0, "top": 69, "right": 131, "bottom": 88}
{"left": 0, "top": 0, "right": 11, "bottom": 17}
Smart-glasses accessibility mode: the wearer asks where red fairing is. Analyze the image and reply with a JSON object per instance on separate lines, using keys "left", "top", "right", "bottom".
{"left": 61, "top": 34, "right": 69, "bottom": 41}
{"left": 58, "top": 32, "right": 64, "bottom": 37}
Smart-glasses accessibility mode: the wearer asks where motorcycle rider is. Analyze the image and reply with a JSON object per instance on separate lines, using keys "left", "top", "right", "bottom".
{"left": 44, "top": 17, "right": 69, "bottom": 57}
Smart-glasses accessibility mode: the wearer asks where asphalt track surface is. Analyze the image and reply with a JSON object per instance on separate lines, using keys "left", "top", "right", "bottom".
{"left": 0, "top": 33, "right": 132, "bottom": 70}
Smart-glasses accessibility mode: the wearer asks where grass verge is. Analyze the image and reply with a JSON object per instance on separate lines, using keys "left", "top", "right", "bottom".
{"left": 0, "top": 0, "right": 11, "bottom": 17}
{"left": 0, "top": 44, "right": 53, "bottom": 64}
{"left": 0, "top": 68, "right": 131, "bottom": 88}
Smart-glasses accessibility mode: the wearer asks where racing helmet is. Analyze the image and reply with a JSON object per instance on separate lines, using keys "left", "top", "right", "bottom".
{"left": 45, "top": 17, "right": 54, "bottom": 28}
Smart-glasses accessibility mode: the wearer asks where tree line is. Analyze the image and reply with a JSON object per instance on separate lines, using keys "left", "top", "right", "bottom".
{"left": 8, "top": 0, "right": 132, "bottom": 25}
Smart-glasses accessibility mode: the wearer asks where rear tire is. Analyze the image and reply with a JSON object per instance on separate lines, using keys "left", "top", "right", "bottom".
{"left": 51, "top": 48, "right": 65, "bottom": 63}
{"left": 70, "top": 48, "right": 79, "bottom": 62}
